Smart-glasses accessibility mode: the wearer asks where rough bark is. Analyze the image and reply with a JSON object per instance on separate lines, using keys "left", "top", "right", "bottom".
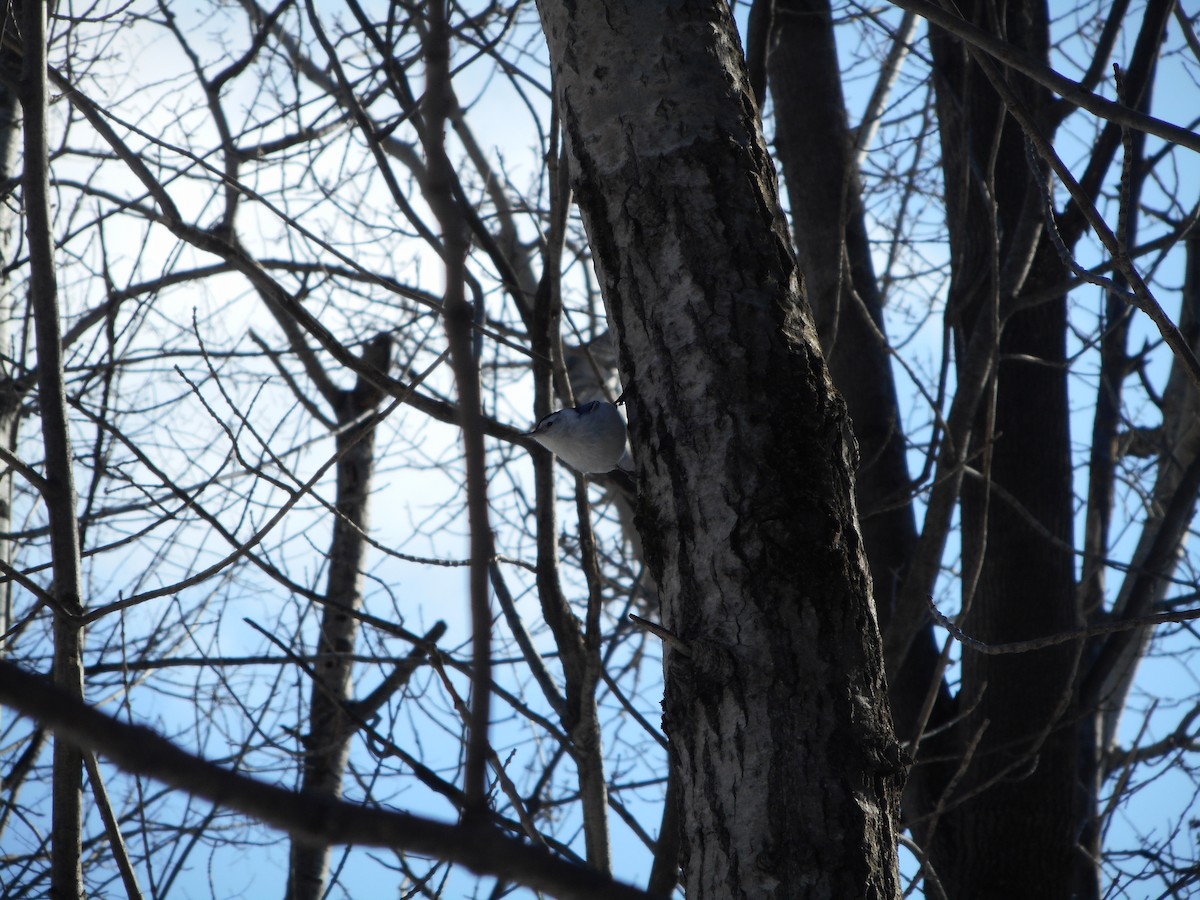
{"left": 764, "top": 0, "right": 958, "bottom": 832}
{"left": 536, "top": 3, "right": 904, "bottom": 897}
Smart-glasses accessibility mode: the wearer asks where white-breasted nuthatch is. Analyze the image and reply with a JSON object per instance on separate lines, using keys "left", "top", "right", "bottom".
{"left": 527, "top": 400, "right": 630, "bottom": 474}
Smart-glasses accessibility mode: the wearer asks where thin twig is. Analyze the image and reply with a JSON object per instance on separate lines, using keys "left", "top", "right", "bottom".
{"left": 927, "top": 596, "right": 1200, "bottom": 654}
{"left": 628, "top": 615, "right": 692, "bottom": 657}
{"left": 0, "top": 659, "right": 653, "bottom": 900}
{"left": 899, "top": 833, "right": 947, "bottom": 900}
{"left": 888, "top": 0, "right": 1200, "bottom": 153}
{"left": 84, "top": 751, "right": 145, "bottom": 900}
{"left": 0, "top": 444, "right": 45, "bottom": 493}
{"left": 428, "top": 652, "right": 548, "bottom": 848}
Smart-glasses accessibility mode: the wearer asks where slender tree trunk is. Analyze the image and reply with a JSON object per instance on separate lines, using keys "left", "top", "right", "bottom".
{"left": 1093, "top": 231, "right": 1200, "bottom": 746}
{"left": 530, "top": 201, "right": 614, "bottom": 871}
{"left": 0, "top": 19, "right": 23, "bottom": 667}
{"left": 285, "top": 336, "right": 389, "bottom": 900}
{"left": 19, "top": 2, "right": 87, "bottom": 896}
{"left": 0, "top": 19, "right": 23, "bottom": 830}
{"left": 536, "top": 3, "right": 904, "bottom": 896}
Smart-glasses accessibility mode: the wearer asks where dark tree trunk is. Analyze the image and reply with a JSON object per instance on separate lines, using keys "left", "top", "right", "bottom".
{"left": 767, "top": 0, "right": 1098, "bottom": 894}
{"left": 926, "top": 3, "right": 1083, "bottom": 894}
{"left": 536, "top": 2, "right": 904, "bottom": 897}
{"left": 19, "top": 2, "right": 88, "bottom": 896}
{"left": 764, "top": 0, "right": 958, "bottom": 832}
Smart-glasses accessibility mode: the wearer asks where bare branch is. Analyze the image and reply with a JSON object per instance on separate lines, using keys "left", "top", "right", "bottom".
{"left": 0, "top": 659, "right": 653, "bottom": 900}
{"left": 890, "top": 0, "right": 1200, "bottom": 153}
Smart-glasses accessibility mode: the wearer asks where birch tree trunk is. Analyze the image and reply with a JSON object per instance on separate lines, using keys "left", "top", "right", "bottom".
{"left": 536, "top": 3, "right": 905, "bottom": 896}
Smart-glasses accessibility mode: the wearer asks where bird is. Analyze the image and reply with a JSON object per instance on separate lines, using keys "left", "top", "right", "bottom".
{"left": 526, "top": 400, "right": 630, "bottom": 474}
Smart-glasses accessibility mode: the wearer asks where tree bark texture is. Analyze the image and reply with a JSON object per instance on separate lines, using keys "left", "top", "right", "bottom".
{"left": 764, "top": 0, "right": 958, "bottom": 832}
{"left": 536, "top": 3, "right": 904, "bottom": 897}
{"left": 769, "top": 0, "right": 1085, "bottom": 893}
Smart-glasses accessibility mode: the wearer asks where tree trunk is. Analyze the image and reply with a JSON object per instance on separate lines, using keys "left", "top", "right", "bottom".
{"left": 20, "top": 2, "right": 88, "bottom": 896}
{"left": 536, "top": 3, "right": 904, "bottom": 897}
{"left": 764, "top": 0, "right": 958, "bottom": 830}
{"left": 927, "top": 2, "right": 1082, "bottom": 895}
{"left": 770, "top": 0, "right": 1093, "bottom": 893}
{"left": 285, "top": 336, "right": 389, "bottom": 900}
{"left": 0, "top": 15, "right": 23, "bottom": 669}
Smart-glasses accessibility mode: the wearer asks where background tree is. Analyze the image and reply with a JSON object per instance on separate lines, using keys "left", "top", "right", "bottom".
{"left": 762, "top": 0, "right": 1200, "bottom": 895}
{"left": 0, "top": 1, "right": 1199, "bottom": 898}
